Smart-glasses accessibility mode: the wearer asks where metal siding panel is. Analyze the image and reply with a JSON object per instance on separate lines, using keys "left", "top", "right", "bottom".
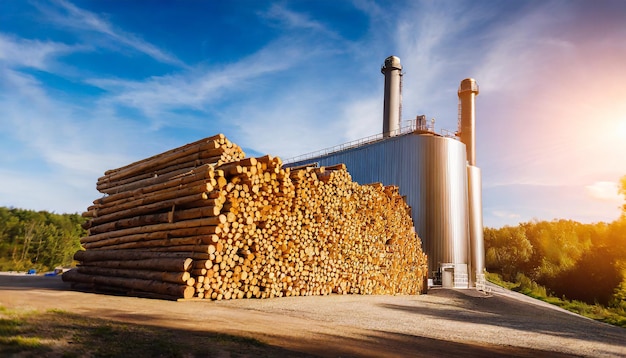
{"left": 288, "top": 133, "right": 470, "bottom": 279}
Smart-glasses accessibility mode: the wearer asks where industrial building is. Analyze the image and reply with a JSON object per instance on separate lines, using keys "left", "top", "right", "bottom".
{"left": 286, "top": 56, "right": 485, "bottom": 289}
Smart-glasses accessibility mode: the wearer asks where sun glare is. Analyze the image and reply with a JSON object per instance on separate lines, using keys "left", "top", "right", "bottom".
{"left": 617, "top": 120, "right": 626, "bottom": 140}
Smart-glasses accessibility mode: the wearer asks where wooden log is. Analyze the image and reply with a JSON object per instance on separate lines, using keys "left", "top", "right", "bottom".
{"left": 96, "top": 165, "right": 216, "bottom": 195}
{"left": 88, "top": 182, "right": 217, "bottom": 216}
{"left": 86, "top": 239, "right": 218, "bottom": 252}
{"left": 143, "top": 244, "right": 218, "bottom": 253}
{"left": 217, "top": 158, "right": 258, "bottom": 174}
{"left": 86, "top": 207, "right": 225, "bottom": 233}
{"left": 83, "top": 231, "right": 220, "bottom": 250}
{"left": 102, "top": 134, "right": 225, "bottom": 176}
{"left": 62, "top": 269, "right": 195, "bottom": 299}
{"left": 99, "top": 138, "right": 223, "bottom": 183}
{"left": 288, "top": 162, "right": 319, "bottom": 171}
{"left": 77, "top": 266, "right": 191, "bottom": 285}
{"left": 113, "top": 149, "right": 222, "bottom": 182}
{"left": 85, "top": 193, "right": 214, "bottom": 226}
{"left": 96, "top": 154, "right": 229, "bottom": 194}
{"left": 75, "top": 249, "right": 198, "bottom": 262}
{"left": 83, "top": 217, "right": 225, "bottom": 244}
{"left": 73, "top": 256, "right": 193, "bottom": 272}
{"left": 94, "top": 165, "right": 216, "bottom": 206}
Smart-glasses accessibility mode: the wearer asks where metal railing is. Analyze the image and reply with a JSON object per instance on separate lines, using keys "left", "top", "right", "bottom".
{"left": 284, "top": 118, "right": 458, "bottom": 164}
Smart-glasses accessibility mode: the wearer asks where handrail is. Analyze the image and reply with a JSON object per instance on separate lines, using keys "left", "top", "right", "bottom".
{"left": 284, "top": 118, "right": 457, "bottom": 164}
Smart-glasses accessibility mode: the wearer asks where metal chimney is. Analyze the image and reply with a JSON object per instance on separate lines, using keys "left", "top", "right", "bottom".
{"left": 381, "top": 56, "right": 402, "bottom": 137}
{"left": 458, "top": 77, "right": 485, "bottom": 287}
{"left": 458, "top": 78, "right": 479, "bottom": 165}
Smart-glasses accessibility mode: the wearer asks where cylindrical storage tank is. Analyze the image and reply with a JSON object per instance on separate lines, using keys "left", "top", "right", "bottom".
{"left": 458, "top": 78, "right": 479, "bottom": 166}
{"left": 467, "top": 165, "right": 485, "bottom": 286}
{"left": 288, "top": 133, "right": 470, "bottom": 287}
{"left": 381, "top": 56, "right": 402, "bottom": 137}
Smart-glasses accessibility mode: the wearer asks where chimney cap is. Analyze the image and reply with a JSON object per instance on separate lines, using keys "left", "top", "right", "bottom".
{"left": 381, "top": 55, "right": 402, "bottom": 73}
{"left": 458, "top": 78, "right": 479, "bottom": 95}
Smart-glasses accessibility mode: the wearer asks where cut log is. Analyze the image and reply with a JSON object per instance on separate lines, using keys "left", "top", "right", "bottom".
{"left": 77, "top": 266, "right": 191, "bottom": 285}
{"left": 75, "top": 249, "right": 198, "bottom": 262}
{"left": 62, "top": 269, "right": 196, "bottom": 299}
{"left": 71, "top": 256, "right": 193, "bottom": 272}
{"left": 85, "top": 192, "right": 214, "bottom": 226}
{"left": 82, "top": 217, "right": 225, "bottom": 244}
{"left": 85, "top": 206, "right": 225, "bottom": 233}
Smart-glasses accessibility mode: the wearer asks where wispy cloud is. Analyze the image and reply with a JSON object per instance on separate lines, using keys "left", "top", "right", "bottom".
{"left": 38, "top": 0, "right": 185, "bottom": 67}
{"left": 388, "top": 2, "right": 496, "bottom": 130}
{"left": 86, "top": 39, "right": 310, "bottom": 129}
{"left": 261, "top": 4, "right": 339, "bottom": 39}
{"left": 0, "top": 69, "right": 133, "bottom": 176}
{"left": 0, "top": 33, "right": 79, "bottom": 70}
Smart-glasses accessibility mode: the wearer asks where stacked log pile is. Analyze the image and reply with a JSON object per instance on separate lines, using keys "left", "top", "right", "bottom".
{"left": 63, "top": 134, "right": 428, "bottom": 300}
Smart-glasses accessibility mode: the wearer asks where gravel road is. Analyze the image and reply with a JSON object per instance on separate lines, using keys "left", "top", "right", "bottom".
{"left": 0, "top": 274, "right": 624, "bottom": 357}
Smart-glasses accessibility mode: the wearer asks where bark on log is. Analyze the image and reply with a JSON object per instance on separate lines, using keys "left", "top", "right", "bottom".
{"left": 62, "top": 269, "right": 195, "bottom": 299}
{"left": 85, "top": 193, "right": 214, "bottom": 226}
{"left": 99, "top": 139, "right": 222, "bottom": 183}
{"left": 83, "top": 231, "right": 220, "bottom": 250}
{"left": 94, "top": 166, "right": 216, "bottom": 206}
{"left": 88, "top": 182, "right": 217, "bottom": 216}
{"left": 72, "top": 256, "right": 193, "bottom": 272}
{"left": 74, "top": 249, "right": 197, "bottom": 262}
{"left": 77, "top": 266, "right": 191, "bottom": 284}
{"left": 83, "top": 217, "right": 224, "bottom": 244}
{"left": 85, "top": 207, "right": 225, "bottom": 233}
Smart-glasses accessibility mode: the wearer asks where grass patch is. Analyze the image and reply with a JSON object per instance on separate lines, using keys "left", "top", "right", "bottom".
{"left": 0, "top": 305, "right": 314, "bottom": 357}
{"left": 486, "top": 272, "right": 626, "bottom": 328}
{"left": 485, "top": 271, "right": 517, "bottom": 290}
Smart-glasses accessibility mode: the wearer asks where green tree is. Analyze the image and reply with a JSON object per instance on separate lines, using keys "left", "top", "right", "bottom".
{"left": 485, "top": 225, "right": 533, "bottom": 281}
{"left": 528, "top": 220, "right": 591, "bottom": 280}
{"left": 484, "top": 174, "right": 626, "bottom": 307}
{"left": 0, "top": 207, "right": 86, "bottom": 271}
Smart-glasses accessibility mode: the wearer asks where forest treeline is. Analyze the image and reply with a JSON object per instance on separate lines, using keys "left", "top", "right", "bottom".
{"left": 485, "top": 176, "right": 626, "bottom": 309}
{"left": 0, "top": 207, "right": 85, "bottom": 272}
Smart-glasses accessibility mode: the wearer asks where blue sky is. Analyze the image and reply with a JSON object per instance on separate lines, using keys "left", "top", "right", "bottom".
{"left": 1, "top": 0, "right": 626, "bottom": 228}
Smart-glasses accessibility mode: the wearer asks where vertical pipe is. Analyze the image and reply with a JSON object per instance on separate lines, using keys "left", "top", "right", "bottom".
{"left": 458, "top": 78, "right": 479, "bottom": 165}
{"left": 467, "top": 165, "right": 485, "bottom": 286}
{"left": 381, "top": 56, "right": 402, "bottom": 137}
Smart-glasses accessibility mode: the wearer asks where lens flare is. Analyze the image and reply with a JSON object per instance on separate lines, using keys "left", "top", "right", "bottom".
{"left": 617, "top": 120, "right": 626, "bottom": 140}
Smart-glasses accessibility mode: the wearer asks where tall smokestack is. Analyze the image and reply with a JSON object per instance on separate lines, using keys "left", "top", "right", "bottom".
{"left": 458, "top": 78, "right": 479, "bottom": 165}
{"left": 458, "top": 77, "right": 485, "bottom": 287}
{"left": 381, "top": 56, "right": 402, "bottom": 137}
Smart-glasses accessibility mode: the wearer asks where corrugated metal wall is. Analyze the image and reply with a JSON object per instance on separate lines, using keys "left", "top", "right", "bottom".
{"left": 289, "top": 133, "right": 470, "bottom": 283}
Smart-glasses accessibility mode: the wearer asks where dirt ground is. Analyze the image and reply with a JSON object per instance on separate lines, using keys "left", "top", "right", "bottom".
{"left": 0, "top": 273, "right": 624, "bottom": 357}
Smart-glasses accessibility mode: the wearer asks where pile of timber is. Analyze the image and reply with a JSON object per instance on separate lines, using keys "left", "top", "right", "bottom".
{"left": 63, "top": 134, "right": 428, "bottom": 300}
